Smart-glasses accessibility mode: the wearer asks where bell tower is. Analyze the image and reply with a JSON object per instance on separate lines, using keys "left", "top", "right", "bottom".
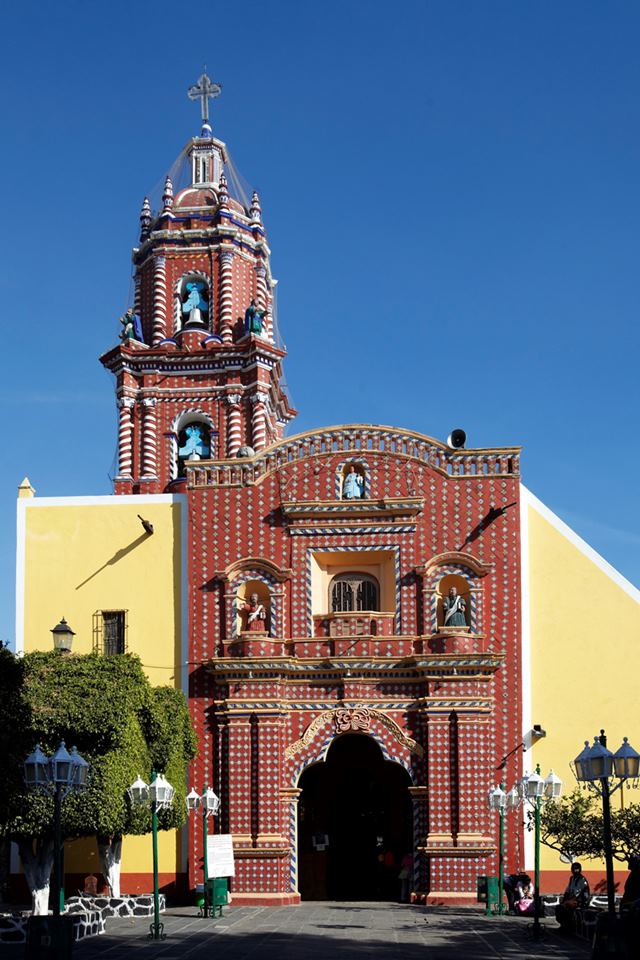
{"left": 101, "top": 73, "right": 296, "bottom": 494}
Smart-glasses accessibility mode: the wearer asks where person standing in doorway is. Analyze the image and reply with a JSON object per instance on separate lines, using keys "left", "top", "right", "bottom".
{"left": 398, "top": 853, "right": 413, "bottom": 903}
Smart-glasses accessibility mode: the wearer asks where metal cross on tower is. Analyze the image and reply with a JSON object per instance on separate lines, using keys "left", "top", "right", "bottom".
{"left": 187, "top": 71, "right": 222, "bottom": 126}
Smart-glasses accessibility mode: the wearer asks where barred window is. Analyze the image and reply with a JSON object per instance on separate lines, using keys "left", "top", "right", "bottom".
{"left": 330, "top": 574, "right": 379, "bottom": 613}
{"left": 93, "top": 610, "right": 127, "bottom": 655}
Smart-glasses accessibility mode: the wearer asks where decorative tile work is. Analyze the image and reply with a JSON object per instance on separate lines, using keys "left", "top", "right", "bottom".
{"left": 178, "top": 385, "right": 521, "bottom": 901}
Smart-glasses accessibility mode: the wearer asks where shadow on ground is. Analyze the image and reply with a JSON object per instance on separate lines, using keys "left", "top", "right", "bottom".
{"left": 55, "top": 904, "right": 592, "bottom": 960}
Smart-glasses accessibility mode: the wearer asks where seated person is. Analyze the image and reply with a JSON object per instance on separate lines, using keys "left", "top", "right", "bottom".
{"left": 514, "top": 874, "right": 535, "bottom": 915}
{"left": 555, "top": 862, "right": 590, "bottom": 930}
{"left": 503, "top": 871, "right": 532, "bottom": 913}
{"left": 621, "top": 855, "right": 640, "bottom": 913}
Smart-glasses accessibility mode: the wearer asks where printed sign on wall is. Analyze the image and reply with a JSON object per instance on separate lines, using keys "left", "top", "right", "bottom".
{"left": 207, "top": 834, "right": 235, "bottom": 878}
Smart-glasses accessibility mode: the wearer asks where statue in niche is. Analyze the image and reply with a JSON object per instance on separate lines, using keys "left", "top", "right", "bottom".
{"left": 178, "top": 424, "right": 210, "bottom": 460}
{"left": 238, "top": 592, "right": 268, "bottom": 634}
{"left": 244, "top": 298, "right": 265, "bottom": 335}
{"left": 442, "top": 586, "right": 468, "bottom": 628}
{"left": 182, "top": 281, "right": 208, "bottom": 325}
{"left": 119, "top": 308, "right": 144, "bottom": 343}
{"left": 342, "top": 464, "right": 364, "bottom": 500}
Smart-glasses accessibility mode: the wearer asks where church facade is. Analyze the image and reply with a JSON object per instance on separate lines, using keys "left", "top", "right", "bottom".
{"left": 14, "top": 79, "right": 640, "bottom": 904}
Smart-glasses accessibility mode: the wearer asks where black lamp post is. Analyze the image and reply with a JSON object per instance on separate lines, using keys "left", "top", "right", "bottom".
{"left": 24, "top": 742, "right": 90, "bottom": 916}
{"left": 573, "top": 730, "right": 640, "bottom": 955}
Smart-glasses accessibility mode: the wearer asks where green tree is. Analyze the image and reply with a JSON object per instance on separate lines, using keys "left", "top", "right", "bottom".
{"left": 0, "top": 645, "right": 30, "bottom": 902}
{"left": 0, "top": 650, "right": 196, "bottom": 913}
{"left": 538, "top": 788, "right": 604, "bottom": 861}
{"left": 539, "top": 787, "right": 640, "bottom": 866}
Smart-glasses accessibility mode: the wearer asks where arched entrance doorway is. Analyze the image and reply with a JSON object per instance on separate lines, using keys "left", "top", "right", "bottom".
{"left": 297, "top": 733, "right": 412, "bottom": 900}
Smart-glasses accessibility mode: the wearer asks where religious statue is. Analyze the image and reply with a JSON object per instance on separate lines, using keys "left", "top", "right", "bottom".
{"left": 244, "top": 299, "right": 266, "bottom": 335}
{"left": 178, "top": 424, "right": 210, "bottom": 460}
{"left": 342, "top": 465, "right": 364, "bottom": 500}
{"left": 182, "top": 282, "right": 208, "bottom": 325}
{"left": 442, "top": 586, "right": 467, "bottom": 628}
{"left": 238, "top": 592, "right": 268, "bottom": 634}
{"left": 119, "top": 308, "right": 144, "bottom": 343}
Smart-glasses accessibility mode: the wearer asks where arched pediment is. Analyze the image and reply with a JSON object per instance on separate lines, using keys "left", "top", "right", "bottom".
{"left": 422, "top": 551, "right": 492, "bottom": 578}
{"left": 285, "top": 706, "right": 423, "bottom": 787}
{"left": 216, "top": 557, "right": 292, "bottom": 583}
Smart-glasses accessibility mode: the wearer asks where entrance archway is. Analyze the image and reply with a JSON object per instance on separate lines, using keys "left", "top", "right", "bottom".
{"left": 297, "top": 733, "right": 412, "bottom": 900}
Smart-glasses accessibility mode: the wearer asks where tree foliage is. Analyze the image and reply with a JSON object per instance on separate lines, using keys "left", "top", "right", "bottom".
{"left": 0, "top": 650, "right": 197, "bottom": 844}
{"left": 539, "top": 787, "right": 640, "bottom": 863}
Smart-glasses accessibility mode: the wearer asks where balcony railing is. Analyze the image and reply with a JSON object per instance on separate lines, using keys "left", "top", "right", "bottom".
{"left": 313, "top": 612, "right": 395, "bottom": 638}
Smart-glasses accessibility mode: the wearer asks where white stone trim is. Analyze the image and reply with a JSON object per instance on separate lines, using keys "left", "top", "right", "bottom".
{"left": 18, "top": 494, "right": 184, "bottom": 507}
{"left": 519, "top": 484, "right": 534, "bottom": 873}
{"left": 15, "top": 500, "right": 26, "bottom": 655}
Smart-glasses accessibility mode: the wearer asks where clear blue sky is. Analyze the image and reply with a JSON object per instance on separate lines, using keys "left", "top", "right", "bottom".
{"left": 1, "top": 1, "right": 639, "bottom": 645}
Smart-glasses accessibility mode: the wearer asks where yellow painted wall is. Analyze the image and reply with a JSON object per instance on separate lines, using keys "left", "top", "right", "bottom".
{"left": 19, "top": 497, "right": 183, "bottom": 688}
{"left": 526, "top": 491, "right": 640, "bottom": 883}
{"left": 65, "top": 827, "right": 180, "bottom": 876}
{"left": 17, "top": 492, "right": 186, "bottom": 880}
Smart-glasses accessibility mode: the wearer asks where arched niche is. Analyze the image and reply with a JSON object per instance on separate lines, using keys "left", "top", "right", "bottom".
{"left": 336, "top": 458, "right": 368, "bottom": 500}
{"left": 173, "top": 271, "right": 210, "bottom": 332}
{"left": 421, "top": 552, "right": 491, "bottom": 636}
{"left": 436, "top": 573, "right": 471, "bottom": 630}
{"left": 235, "top": 578, "right": 271, "bottom": 636}
{"left": 169, "top": 410, "right": 216, "bottom": 481}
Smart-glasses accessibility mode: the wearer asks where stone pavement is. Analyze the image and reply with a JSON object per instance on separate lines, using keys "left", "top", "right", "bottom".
{"left": 58, "top": 902, "right": 593, "bottom": 960}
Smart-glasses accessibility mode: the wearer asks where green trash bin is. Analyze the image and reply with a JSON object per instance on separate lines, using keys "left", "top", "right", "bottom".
{"left": 25, "top": 916, "right": 74, "bottom": 959}
{"left": 477, "top": 875, "right": 500, "bottom": 915}
{"left": 212, "top": 877, "right": 229, "bottom": 913}
{"left": 200, "top": 877, "right": 229, "bottom": 918}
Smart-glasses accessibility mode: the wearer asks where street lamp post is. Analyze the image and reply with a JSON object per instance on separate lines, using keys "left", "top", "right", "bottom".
{"left": 573, "top": 730, "right": 640, "bottom": 952}
{"left": 488, "top": 784, "right": 506, "bottom": 915}
{"left": 509, "top": 765, "right": 562, "bottom": 938}
{"left": 186, "top": 785, "right": 221, "bottom": 917}
{"left": 23, "top": 742, "right": 90, "bottom": 917}
{"left": 488, "top": 782, "right": 522, "bottom": 916}
{"left": 128, "top": 772, "right": 175, "bottom": 940}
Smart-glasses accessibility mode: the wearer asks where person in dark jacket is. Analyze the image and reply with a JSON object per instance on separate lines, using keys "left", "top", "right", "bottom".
{"left": 620, "top": 855, "right": 640, "bottom": 911}
{"left": 555, "top": 862, "right": 590, "bottom": 930}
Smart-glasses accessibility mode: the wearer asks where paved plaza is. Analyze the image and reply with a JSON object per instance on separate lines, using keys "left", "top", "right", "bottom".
{"left": 60, "top": 903, "right": 592, "bottom": 960}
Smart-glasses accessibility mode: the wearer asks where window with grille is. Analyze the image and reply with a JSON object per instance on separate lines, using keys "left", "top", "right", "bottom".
{"left": 93, "top": 610, "right": 127, "bottom": 655}
{"left": 330, "top": 574, "right": 379, "bottom": 612}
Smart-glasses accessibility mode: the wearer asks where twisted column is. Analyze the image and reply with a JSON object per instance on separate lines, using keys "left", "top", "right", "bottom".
{"left": 117, "top": 398, "right": 135, "bottom": 477}
{"left": 141, "top": 398, "right": 158, "bottom": 477}
{"left": 152, "top": 256, "right": 167, "bottom": 344}
{"left": 251, "top": 392, "right": 269, "bottom": 452}
{"left": 255, "top": 264, "right": 272, "bottom": 341}
{"left": 219, "top": 249, "right": 235, "bottom": 343}
{"left": 226, "top": 393, "right": 242, "bottom": 457}
{"left": 280, "top": 788, "right": 302, "bottom": 894}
